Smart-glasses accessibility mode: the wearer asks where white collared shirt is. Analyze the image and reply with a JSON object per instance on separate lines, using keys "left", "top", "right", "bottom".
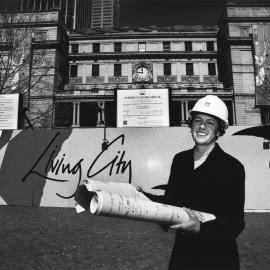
{"left": 194, "top": 143, "right": 215, "bottom": 169}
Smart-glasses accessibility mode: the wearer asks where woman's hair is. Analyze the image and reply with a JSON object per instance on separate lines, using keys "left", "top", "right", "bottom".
{"left": 187, "top": 112, "right": 226, "bottom": 137}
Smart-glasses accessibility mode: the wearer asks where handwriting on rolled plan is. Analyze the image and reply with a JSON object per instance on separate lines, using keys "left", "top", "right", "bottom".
{"left": 22, "top": 132, "right": 132, "bottom": 199}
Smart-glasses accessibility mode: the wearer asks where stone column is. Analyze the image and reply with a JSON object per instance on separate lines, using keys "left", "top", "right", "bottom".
{"left": 181, "top": 101, "right": 185, "bottom": 123}
{"left": 181, "top": 101, "right": 189, "bottom": 123}
{"left": 97, "top": 102, "right": 105, "bottom": 127}
{"left": 72, "top": 102, "right": 80, "bottom": 127}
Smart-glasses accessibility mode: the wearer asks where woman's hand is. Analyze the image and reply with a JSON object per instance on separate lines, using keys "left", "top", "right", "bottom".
{"left": 170, "top": 207, "right": 201, "bottom": 234}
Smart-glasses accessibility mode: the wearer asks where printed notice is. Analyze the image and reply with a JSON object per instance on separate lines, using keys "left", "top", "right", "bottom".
{"left": 0, "top": 94, "right": 20, "bottom": 130}
{"left": 117, "top": 89, "right": 170, "bottom": 127}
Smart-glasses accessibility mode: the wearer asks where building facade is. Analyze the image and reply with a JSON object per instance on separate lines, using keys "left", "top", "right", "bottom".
{"left": 91, "top": 0, "right": 120, "bottom": 29}
{"left": 218, "top": 2, "right": 270, "bottom": 125}
{"left": 0, "top": 10, "right": 68, "bottom": 127}
{"left": 1, "top": 2, "right": 270, "bottom": 128}
{"left": 59, "top": 26, "right": 232, "bottom": 128}
{"left": 0, "top": 0, "right": 119, "bottom": 30}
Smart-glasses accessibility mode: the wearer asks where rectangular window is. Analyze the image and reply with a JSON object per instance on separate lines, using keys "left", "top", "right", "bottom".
{"left": 41, "top": 0, "right": 47, "bottom": 9}
{"left": 70, "top": 65, "right": 78, "bottom": 77}
{"left": 35, "top": 0, "right": 42, "bottom": 10}
{"left": 186, "top": 63, "right": 194, "bottom": 75}
{"left": 22, "top": 0, "right": 28, "bottom": 9}
{"left": 185, "top": 41, "right": 192, "bottom": 52}
{"left": 67, "top": 0, "right": 75, "bottom": 28}
{"left": 92, "top": 64, "right": 99, "bottom": 76}
{"left": 206, "top": 41, "right": 214, "bottom": 51}
{"left": 48, "top": 0, "right": 54, "bottom": 9}
{"left": 33, "top": 31, "right": 47, "bottom": 41}
{"left": 71, "top": 44, "right": 79, "bottom": 53}
{"left": 114, "top": 42, "right": 122, "bottom": 52}
{"left": 114, "top": 64, "right": 121, "bottom": 77}
{"left": 60, "top": 0, "right": 66, "bottom": 13}
{"left": 163, "top": 41, "right": 170, "bottom": 51}
{"left": 54, "top": 0, "right": 61, "bottom": 8}
{"left": 208, "top": 63, "right": 216, "bottom": 75}
{"left": 93, "top": 43, "right": 100, "bottom": 53}
{"left": 164, "top": 63, "right": 171, "bottom": 76}
{"left": 28, "top": 0, "right": 35, "bottom": 10}
{"left": 138, "top": 42, "right": 146, "bottom": 52}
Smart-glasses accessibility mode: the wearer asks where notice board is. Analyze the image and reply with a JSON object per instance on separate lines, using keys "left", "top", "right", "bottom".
{"left": 0, "top": 94, "right": 22, "bottom": 130}
{"left": 116, "top": 88, "right": 170, "bottom": 127}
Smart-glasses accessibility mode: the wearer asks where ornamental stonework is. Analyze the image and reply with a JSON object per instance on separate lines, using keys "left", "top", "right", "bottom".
{"left": 157, "top": 76, "right": 177, "bottom": 83}
{"left": 86, "top": 77, "right": 105, "bottom": 84}
{"left": 108, "top": 76, "right": 128, "bottom": 84}
{"left": 203, "top": 76, "right": 220, "bottom": 84}
{"left": 181, "top": 75, "right": 200, "bottom": 84}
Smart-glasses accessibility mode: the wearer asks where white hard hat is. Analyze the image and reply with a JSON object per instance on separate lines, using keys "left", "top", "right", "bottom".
{"left": 189, "top": 95, "right": 229, "bottom": 128}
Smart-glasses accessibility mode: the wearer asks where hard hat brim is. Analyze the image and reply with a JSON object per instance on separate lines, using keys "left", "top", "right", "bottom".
{"left": 189, "top": 109, "right": 229, "bottom": 129}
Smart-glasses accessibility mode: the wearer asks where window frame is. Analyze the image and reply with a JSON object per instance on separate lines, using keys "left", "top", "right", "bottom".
{"left": 92, "top": 43, "right": 100, "bottom": 53}
{"left": 114, "top": 42, "right": 122, "bottom": 53}
{"left": 163, "top": 41, "right": 171, "bottom": 52}
{"left": 70, "top": 65, "right": 78, "bottom": 77}
{"left": 138, "top": 42, "right": 146, "bottom": 52}
{"left": 114, "top": 63, "right": 122, "bottom": 77}
{"left": 186, "top": 63, "right": 194, "bottom": 76}
{"left": 206, "top": 41, "right": 214, "bottom": 51}
{"left": 71, "top": 44, "right": 79, "bottom": 54}
{"left": 208, "top": 63, "right": 216, "bottom": 76}
{"left": 185, "top": 41, "right": 192, "bottom": 52}
{"left": 164, "top": 63, "right": 171, "bottom": 76}
{"left": 92, "top": 64, "right": 99, "bottom": 77}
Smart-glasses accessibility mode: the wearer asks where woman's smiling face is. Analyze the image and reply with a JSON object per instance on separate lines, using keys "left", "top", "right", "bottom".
{"left": 191, "top": 113, "right": 220, "bottom": 146}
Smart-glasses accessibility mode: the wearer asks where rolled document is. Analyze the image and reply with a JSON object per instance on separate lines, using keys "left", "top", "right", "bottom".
{"left": 75, "top": 180, "right": 216, "bottom": 224}
{"left": 75, "top": 179, "right": 150, "bottom": 213}
{"left": 90, "top": 190, "right": 211, "bottom": 225}
{"left": 83, "top": 179, "right": 150, "bottom": 201}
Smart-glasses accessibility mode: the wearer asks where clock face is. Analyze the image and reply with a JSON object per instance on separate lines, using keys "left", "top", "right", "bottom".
{"left": 135, "top": 65, "right": 150, "bottom": 81}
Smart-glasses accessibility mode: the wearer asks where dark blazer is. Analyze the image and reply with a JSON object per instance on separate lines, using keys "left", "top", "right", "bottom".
{"left": 149, "top": 143, "right": 245, "bottom": 270}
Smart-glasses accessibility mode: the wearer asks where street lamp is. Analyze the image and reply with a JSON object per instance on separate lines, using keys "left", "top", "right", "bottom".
{"left": 27, "top": 32, "right": 35, "bottom": 109}
{"left": 23, "top": 32, "right": 35, "bottom": 129}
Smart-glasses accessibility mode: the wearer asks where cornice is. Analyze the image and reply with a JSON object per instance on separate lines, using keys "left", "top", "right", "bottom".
{"left": 226, "top": 17, "right": 270, "bottom": 23}
{"left": 68, "top": 32, "right": 218, "bottom": 41}
{"left": 69, "top": 51, "right": 217, "bottom": 61}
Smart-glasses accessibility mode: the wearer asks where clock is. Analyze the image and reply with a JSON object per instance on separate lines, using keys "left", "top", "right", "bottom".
{"left": 134, "top": 65, "right": 151, "bottom": 82}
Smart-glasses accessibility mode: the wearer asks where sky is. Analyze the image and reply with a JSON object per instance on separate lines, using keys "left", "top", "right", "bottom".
{"left": 120, "top": 0, "right": 266, "bottom": 27}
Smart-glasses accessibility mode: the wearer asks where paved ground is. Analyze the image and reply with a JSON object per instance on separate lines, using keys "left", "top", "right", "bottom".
{"left": 0, "top": 206, "right": 269, "bottom": 270}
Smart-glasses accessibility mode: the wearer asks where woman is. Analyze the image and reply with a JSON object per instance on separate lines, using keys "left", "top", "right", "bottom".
{"left": 145, "top": 95, "right": 245, "bottom": 270}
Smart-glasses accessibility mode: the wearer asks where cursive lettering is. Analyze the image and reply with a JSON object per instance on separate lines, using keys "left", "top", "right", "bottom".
{"left": 87, "top": 134, "right": 132, "bottom": 184}
{"left": 22, "top": 132, "right": 84, "bottom": 199}
{"left": 22, "top": 132, "right": 132, "bottom": 199}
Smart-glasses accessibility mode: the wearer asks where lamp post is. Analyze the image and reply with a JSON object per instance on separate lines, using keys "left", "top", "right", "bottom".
{"left": 24, "top": 33, "right": 34, "bottom": 129}
{"left": 27, "top": 33, "right": 34, "bottom": 109}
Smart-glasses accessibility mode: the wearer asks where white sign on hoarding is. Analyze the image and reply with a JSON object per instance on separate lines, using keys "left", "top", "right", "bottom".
{"left": 0, "top": 94, "right": 20, "bottom": 130}
{"left": 117, "top": 88, "right": 170, "bottom": 127}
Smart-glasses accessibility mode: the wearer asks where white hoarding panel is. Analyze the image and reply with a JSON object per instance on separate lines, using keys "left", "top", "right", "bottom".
{"left": 0, "top": 127, "right": 269, "bottom": 210}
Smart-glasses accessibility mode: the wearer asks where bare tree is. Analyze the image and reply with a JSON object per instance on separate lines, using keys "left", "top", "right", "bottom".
{"left": 254, "top": 54, "right": 270, "bottom": 124}
{"left": 0, "top": 12, "right": 55, "bottom": 128}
